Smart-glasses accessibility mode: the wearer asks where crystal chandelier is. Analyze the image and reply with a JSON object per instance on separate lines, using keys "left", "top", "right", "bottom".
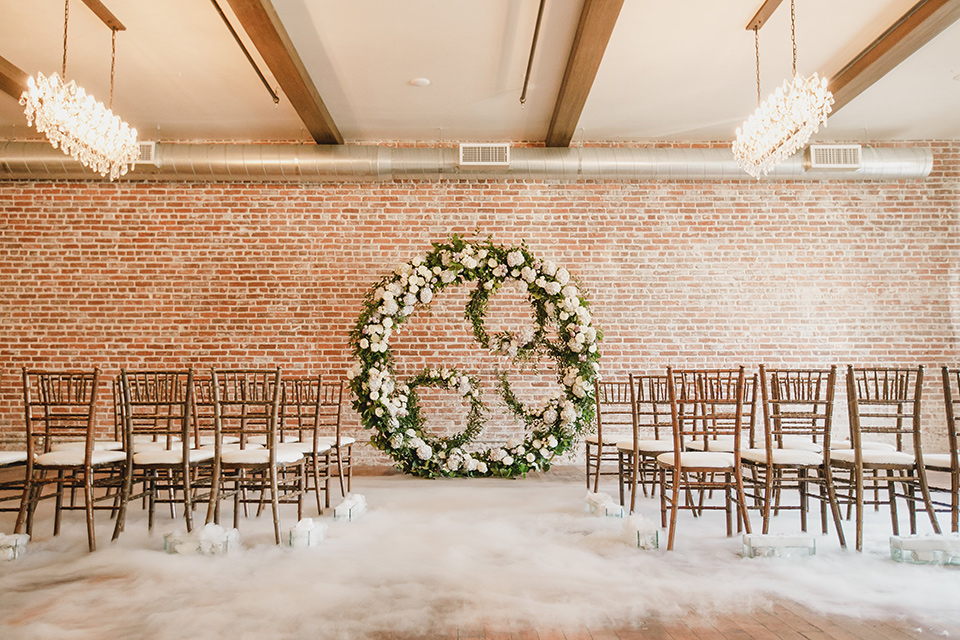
{"left": 20, "top": 0, "right": 139, "bottom": 180}
{"left": 733, "top": 0, "right": 834, "bottom": 179}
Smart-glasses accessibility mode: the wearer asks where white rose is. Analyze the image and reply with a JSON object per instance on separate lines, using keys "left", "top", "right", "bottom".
{"left": 547, "top": 436, "right": 558, "bottom": 448}
{"left": 359, "top": 338, "right": 370, "bottom": 350}
{"left": 381, "top": 298, "right": 399, "bottom": 316}
{"left": 543, "top": 408, "right": 558, "bottom": 424}
{"left": 370, "top": 390, "right": 380, "bottom": 401}
{"left": 545, "top": 282, "right": 561, "bottom": 296}
{"left": 477, "top": 461, "right": 488, "bottom": 474}
{"left": 542, "top": 260, "right": 557, "bottom": 277}
{"left": 347, "top": 362, "right": 362, "bottom": 380}
{"left": 502, "top": 455, "right": 514, "bottom": 466}
{"left": 525, "top": 453, "right": 535, "bottom": 463}
{"left": 507, "top": 250, "right": 524, "bottom": 267}
{"left": 441, "top": 270, "right": 457, "bottom": 284}
{"left": 483, "top": 281, "right": 493, "bottom": 290}
{"left": 463, "top": 257, "right": 478, "bottom": 269}
{"left": 487, "top": 258, "right": 497, "bottom": 268}
{"left": 520, "top": 266, "right": 536, "bottom": 283}
{"left": 555, "top": 268, "right": 570, "bottom": 285}
{"left": 419, "top": 288, "right": 433, "bottom": 304}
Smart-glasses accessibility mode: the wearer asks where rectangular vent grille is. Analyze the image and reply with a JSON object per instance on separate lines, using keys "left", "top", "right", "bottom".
{"left": 135, "top": 141, "right": 158, "bottom": 166}
{"left": 807, "top": 144, "right": 861, "bottom": 170}
{"left": 459, "top": 143, "right": 510, "bottom": 166}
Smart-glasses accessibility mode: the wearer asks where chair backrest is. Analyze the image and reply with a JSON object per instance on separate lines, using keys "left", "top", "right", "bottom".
{"left": 281, "top": 375, "right": 321, "bottom": 443}
{"left": 845, "top": 365, "right": 923, "bottom": 454}
{"left": 119, "top": 369, "right": 193, "bottom": 450}
{"left": 22, "top": 368, "right": 100, "bottom": 457}
{"left": 942, "top": 366, "right": 960, "bottom": 471}
{"left": 211, "top": 368, "right": 282, "bottom": 448}
{"left": 594, "top": 379, "right": 634, "bottom": 442}
{"left": 666, "top": 367, "right": 746, "bottom": 453}
{"left": 191, "top": 376, "right": 215, "bottom": 443}
{"left": 760, "top": 365, "right": 836, "bottom": 451}
{"left": 628, "top": 374, "right": 670, "bottom": 441}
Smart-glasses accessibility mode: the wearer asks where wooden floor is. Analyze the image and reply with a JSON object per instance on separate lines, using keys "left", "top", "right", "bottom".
{"left": 356, "top": 464, "right": 960, "bottom": 640}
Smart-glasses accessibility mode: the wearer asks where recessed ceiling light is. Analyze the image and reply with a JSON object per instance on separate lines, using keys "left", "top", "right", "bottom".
{"left": 409, "top": 77, "right": 431, "bottom": 87}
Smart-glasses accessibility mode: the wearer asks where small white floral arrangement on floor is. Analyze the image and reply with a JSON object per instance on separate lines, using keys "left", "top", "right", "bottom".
{"left": 0, "top": 532, "right": 29, "bottom": 560}
{"left": 163, "top": 524, "right": 240, "bottom": 555}
{"left": 348, "top": 234, "right": 602, "bottom": 479}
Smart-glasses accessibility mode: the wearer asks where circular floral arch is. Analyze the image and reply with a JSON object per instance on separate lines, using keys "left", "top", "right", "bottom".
{"left": 347, "top": 235, "right": 601, "bottom": 478}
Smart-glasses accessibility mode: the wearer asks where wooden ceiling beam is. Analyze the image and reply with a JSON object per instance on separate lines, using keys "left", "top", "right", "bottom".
{"left": 0, "top": 54, "right": 29, "bottom": 100}
{"left": 745, "top": 0, "right": 784, "bottom": 31}
{"left": 225, "top": 0, "right": 343, "bottom": 145}
{"left": 828, "top": 0, "right": 960, "bottom": 113}
{"left": 79, "top": 0, "right": 126, "bottom": 31}
{"left": 545, "top": 0, "right": 624, "bottom": 148}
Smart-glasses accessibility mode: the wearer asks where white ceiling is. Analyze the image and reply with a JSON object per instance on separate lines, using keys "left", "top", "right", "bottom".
{"left": 1, "top": 0, "right": 959, "bottom": 146}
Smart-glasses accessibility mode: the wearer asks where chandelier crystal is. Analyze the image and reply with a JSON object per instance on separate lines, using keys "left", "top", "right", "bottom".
{"left": 733, "top": 72, "right": 834, "bottom": 179}
{"left": 21, "top": 0, "right": 139, "bottom": 181}
{"left": 733, "top": 0, "right": 833, "bottom": 179}
{"left": 21, "top": 71, "right": 139, "bottom": 180}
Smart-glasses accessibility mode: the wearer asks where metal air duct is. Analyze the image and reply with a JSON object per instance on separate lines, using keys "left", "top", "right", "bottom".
{"left": 0, "top": 142, "right": 934, "bottom": 182}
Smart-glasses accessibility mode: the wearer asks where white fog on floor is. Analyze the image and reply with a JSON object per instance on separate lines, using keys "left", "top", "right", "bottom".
{"left": 1, "top": 471, "right": 958, "bottom": 639}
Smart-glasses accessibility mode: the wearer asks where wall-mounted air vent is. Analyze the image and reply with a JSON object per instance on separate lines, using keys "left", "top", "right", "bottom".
{"left": 806, "top": 144, "right": 861, "bottom": 170}
{"left": 135, "top": 141, "right": 159, "bottom": 167}
{"left": 459, "top": 143, "right": 510, "bottom": 166}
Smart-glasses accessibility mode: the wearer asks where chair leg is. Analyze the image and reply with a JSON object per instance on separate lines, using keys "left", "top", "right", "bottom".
{"left": 855, "top": 466, "right": 865, "bottom": 552}
{"left": 666, "top": 468, "right": 681, "bottom": 550}
{"left": 335, "top": 446, "right": 347, "bottom": 497}
{"left": 916, "top": 466, "right": 942, "bottom": 535}
{"left": 311, "top": 454, "right": 324, "bottom": 515}
{"left": 84, "top": 472, "right": 96, "bottom": 552}
{"left": 822, "top": 466, "right": 846, "bottom": 548}
{"left": 761, "top": 465, "right": 773, "bottom": 535}
{"left": 270, "top": 466, "right": 281, "bottom": 545}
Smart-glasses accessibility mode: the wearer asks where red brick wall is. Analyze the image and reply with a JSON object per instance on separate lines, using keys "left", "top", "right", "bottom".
{"left": 1, "top": 141, "right": 958, "bottom": 463}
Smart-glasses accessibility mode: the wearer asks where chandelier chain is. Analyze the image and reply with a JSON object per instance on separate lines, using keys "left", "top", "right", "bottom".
{"left": 62, "top": 0, "right": 70, "bottom": 78}
{"left": 754, "top": 27, "right": 761, "bottom": 107}
{"left": 110, "top": 30, "right": 116, "bottom": 109}
{"left": 791, "top": 0, "right": 797, "bottom": 77}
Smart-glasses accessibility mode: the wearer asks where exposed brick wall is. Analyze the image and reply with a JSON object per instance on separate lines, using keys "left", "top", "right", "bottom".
{"left": 1, "top": 141, "right": 958, "bottom": 464}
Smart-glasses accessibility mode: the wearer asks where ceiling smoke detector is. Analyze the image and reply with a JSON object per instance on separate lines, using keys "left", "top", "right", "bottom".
{"left": 458, "top": 143, "right": 510, "bottom": 166}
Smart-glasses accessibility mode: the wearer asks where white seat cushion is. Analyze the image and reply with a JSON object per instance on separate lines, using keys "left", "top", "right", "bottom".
{"left": 188, "top": 435, "right": 241, "bottom": 447}
{"left": 51, "top": 440, "right": 123, "bottom": 452}
{"left": 923, "top": 453, "right": 955, "bottom": 471}
{"left": 133, "top": 434, "right": 180, "bottom": 444}
{"left": 830, "top": 449, "right": 915, "bottom": 466}
{"left": 248, "top": 435, "right": 301, "bottom": 446}
{"left": 0, "top": 451, "right": 29, "bottom": 465}
{"left": 585, "top": 433, "right": 627, "bottom": 446}
{"left": 741, "top": 448, "right": 822, "bottom": 466}
{"left": 221, "top": 448, "right": 304, "bottom": 465}
{"left": 199, "top": 443, "right": 263, "bottom": 452}
{"left": 776, "top": 436, "right": 823, "bottom": 453}
{"left": 831, "top": 440, "right": 897, "bottom": 451}
{"left": 686, "top": 436, "right": 738, "bottom": 452}
{"left": 133, "top": 449, "right": 215, "bottom": 465}
{"left": 276, "top": 441, "right": 320, "bottom": 454}
{"left": 656, "top": 451, "right": 735, "bottom": 469}
{"left": 35, "top": 450, "right": 126, "bottom": 466}
{"left": 316, "top": 436, "right": 356, "bottom": 448}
